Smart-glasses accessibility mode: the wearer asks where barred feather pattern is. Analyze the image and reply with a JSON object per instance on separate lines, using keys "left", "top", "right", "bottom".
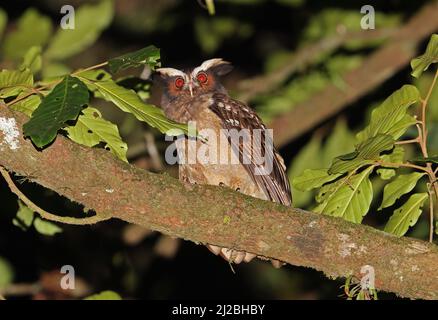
{"left": 208, "top": 92, "right": 292, "bottom": 206}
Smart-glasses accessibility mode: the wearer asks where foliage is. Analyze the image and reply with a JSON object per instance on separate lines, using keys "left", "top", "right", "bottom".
{"left": 0, "top": 1, "right": 189, "bottom": 160}
{"left": 108, "top": 45, "right": 160, "bottom": 74}
{"left": 411, "top": 34, "right": 438, "bottom": 78}
{"left": 13, "top": 201, "right": 62, "bottom": 236}
{"left": 45, "top": 0, "right": 114, "bottom": 60}
{"left": 342, "top": 275, "right": 378, "bottom": 300}
{"left": 0, "top": 257, "right": 14, "bottom": 289}
{"left": 23, "top": 76, "right": 90, "bottom": 147}
{"left": 294, "top": 34, "right": 438, "bottom": 238}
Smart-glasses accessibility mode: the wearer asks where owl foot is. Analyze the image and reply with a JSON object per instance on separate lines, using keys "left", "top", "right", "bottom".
{"left": 207, "top": 245, "right": 256, "bottom": 264}
{"left": 207, "top": 244, "right": 286, "bottom": 268}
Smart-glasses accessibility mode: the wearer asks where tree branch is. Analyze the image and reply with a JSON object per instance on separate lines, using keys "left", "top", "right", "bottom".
{"left": 1, "top": 107, "right": 438, "bottom": 300}
{"left": 236, "top": 28, "right": 396, "bottom": 103}
{"left": 269, "top": 2, "right": 438, "bottom": 147}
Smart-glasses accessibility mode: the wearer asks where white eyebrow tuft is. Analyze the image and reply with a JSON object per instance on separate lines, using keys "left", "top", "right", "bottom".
{"left": 156, "top": 68, "right": 187, "bottom": 78}
{"left": 191, "top": 58, "right": 230, "bottom": 76}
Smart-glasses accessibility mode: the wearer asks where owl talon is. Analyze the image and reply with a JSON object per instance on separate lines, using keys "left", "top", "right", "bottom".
{"left": 207, "top": 244, "right": 222, "bottom": 255}
{"left": 243, "top": 253, "right": 256, "bottom": 263}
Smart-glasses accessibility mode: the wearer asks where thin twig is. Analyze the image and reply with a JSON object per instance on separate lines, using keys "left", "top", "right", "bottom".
{"left": 418, "top": 69, "right": 438, "bottom": 242}
{"left": 0, "top": 167, "right": 111, "bottom": 225}
{"left": 0, "top": 283, "right": 41, "bottom": 297}
{"left": 144, "top": 132, "right": 164, "bottom": 171}
{"left": 395, "top": 138, "right": 420, "bottom": 145}
{"left": 376, "top": 161, "right": 429, "bottom": 172}
{"left": 71, "top": 62, "right": 109, "bottom": 76}
{"left": 428, "top": 185, "right": 434, "bottom": 242}
{"left": 267, "top": 2, "right": 438, "bottom": 147}
{"left": 236, "top": 28, "right": 396, "bottom": 102}
{"left": 6, "top": 61, "right": 110, "bottom": 108}
{"left": 6, "top": 91, "right": 37, "bottom": 107}
{"left": 419, "top": 69, "right": 438, "bottom": 158}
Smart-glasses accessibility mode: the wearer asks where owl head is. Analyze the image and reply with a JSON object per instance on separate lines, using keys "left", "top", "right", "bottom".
{"left": 156, "top": 58, "right": 233, "bottom": 103}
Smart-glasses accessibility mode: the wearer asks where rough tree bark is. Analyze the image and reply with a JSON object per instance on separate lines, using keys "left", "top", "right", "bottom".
{"left": 1, "top": 107, "right": 438, "bottom": 299}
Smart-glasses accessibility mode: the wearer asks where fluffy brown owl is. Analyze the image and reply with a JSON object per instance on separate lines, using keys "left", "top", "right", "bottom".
{"left": 156, "top": 59, "right": 292, "bottom": 267}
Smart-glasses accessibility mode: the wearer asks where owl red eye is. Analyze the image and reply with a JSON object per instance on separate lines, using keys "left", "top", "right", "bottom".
{"left": 174, "top": 77, "right": 185, "bottom": 89}
{"left": 197, "top": 72, "right": 208, "bottom": 84}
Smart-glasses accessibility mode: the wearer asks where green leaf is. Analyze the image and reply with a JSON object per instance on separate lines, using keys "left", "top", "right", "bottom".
{"left": 77, "top": 75, "right": 189, "bottom": 136}
{"left": 66, "top": 107, "right": 128, "bottom": 162}
{"left": 384, "top": 193, "right": 428, "bottom": 236}
{"left": 357, "top": 85, "right": 420, "bottom": 142}
{"left": 23, "top": 76, "right": 90, "bottom": 148}
{"left": 292, "top": 168, "right": 341, "bottom": 192}
{"left": 3, "top": 8, "right": 52, "bottom": 60}
{"left": 13, "top": 201, "right": 62, "bottom": 236}
{"left": 315, "top": 166, "right": 374, "bottom": 223}
{"left": 409, "top": 155, "right": 438, "bottom": 164}
{"left": 358, "top": 134, "right": 395, "bottom": 158}
{"left": 20, "top": 46, "right": 42, "bottom": 74}
{"left": 108, "top": 45, "right": 160, "bottom": 74}
{"left": 322, "top": 118, "right": 356, "bottom": 167}
{"left": 84, "top": 290, "right": 122, "bottom": 300}
{"left": 411, "top": 34, "right": 438, "bottom": 78}
{"left": 45, "top": 0, "right": 114, "bottom": 60}
{"left": 315, "top": 177, "right": 346, "bottom": 204}
{"left": 376, "top": 146, "right": 405, "bottom": 180}
{"left": 0, "top": 69, "right": 33, "bottom": 98}
{"left": 9, "top": 94, "right": 41, "bottom": 116}
{"left": 205, "top": 0, "right": 216, "bottom": 15}
{"left": 0, "top": 257, "right": 14, "bottom": 289}
{"left": 33, "top": 218, "right": 62, "bottom": 236}
{"left": 329, "top": 134, "right": 394, "bottom": 174}
{"left": 379, "top": 172, "right": 425, "bottom": 210}
{"left": 287, "top": 135, "right": 323, "bottom": 207}
{"left": 13, "top": 200, "right": 34, "bottom": 230}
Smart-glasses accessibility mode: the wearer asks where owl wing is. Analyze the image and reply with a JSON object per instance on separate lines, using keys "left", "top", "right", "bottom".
{"left": 208, "top": 92, "right": 292, "bottom": 206}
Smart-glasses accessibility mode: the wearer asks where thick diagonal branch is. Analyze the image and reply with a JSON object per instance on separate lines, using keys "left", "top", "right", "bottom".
{"left": 0, "top": 107, "right": 437, "bottom": 300}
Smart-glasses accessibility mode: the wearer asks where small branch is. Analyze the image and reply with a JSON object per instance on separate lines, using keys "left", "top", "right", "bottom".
{"left": 376, "top": 161, "right": 429, "bottom": 173}
{"left": 72, "top": 62, "right": 109, "bottom": 76}
{"left": 6, "top": 61, "right": 111, "bottom": 108}
{"left": 267, "top": 2, "right": 438, "bottom": 147}
{"left": 6, "top": 91, "right": 38, "bottom": 107}
{"left": 0, "top": 166, "right": 111, "bottom": 225}
{"left": 418, "top": 69, "right": 438, "bottom": 159}
{"left": 395, "top": 138, "right": 420, "bottom": 145}
{"left": 0, "top": 283, "right": 41, "bottom": 297}
{"left": 236, "top": 28, "right": 396, "bottom": 102}
{"left": 418, "top": 68, "right": 438, "bottom": 242}
{"left": 144, "top": 132, "right": 164, "bottom": 171}
{"left": 428, "top": 185, "right": 434, "bottom": 243}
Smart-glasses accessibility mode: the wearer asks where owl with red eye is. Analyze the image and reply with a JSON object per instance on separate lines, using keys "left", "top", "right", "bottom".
{"left": 156, "top": 59, "right": 292, "bottom": 267}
